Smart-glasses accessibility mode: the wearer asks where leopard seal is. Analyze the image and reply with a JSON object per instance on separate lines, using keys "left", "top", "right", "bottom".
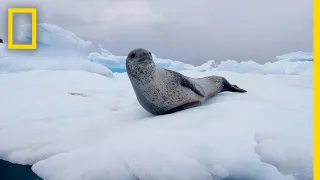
{"left": 126, "top": 48, "right": 247, "bottom": 115}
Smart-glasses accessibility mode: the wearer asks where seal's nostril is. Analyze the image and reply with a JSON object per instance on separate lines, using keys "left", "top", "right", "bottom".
{"left": 149, "top": 52, "right": 152, "bottom": 56}
{"left": 130, "top": 53, "right": 136, "bottom": 59}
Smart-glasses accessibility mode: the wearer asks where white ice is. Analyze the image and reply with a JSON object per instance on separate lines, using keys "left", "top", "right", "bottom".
{"left": 0, "top": 56, "right": 114, "bottom": 78}
{"left": 0, "top": 68, "right": 313, "bottom": 180}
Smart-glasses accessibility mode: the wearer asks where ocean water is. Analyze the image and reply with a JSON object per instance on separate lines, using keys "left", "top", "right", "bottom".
{"left": 0, "top": 160, "right": 42, "bottom": 180}
{"left": 0, "top": 158, "right": 260, "bottom": 180}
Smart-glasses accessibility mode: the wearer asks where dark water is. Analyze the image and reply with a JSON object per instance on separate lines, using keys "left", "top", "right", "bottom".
{"left": 0, "top": 160, "right": 42, "bottom": 180}
{"left": 0, "top": 159, "right": 260, "bottom": 180}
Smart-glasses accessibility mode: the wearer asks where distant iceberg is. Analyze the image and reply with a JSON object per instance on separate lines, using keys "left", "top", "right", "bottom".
{"left": 1, "top": 23, "right": 314, "bottom": 76}
{"left": 90, "top": 48, "right": 313, "bottom": 75}
{"left": 217, "top": 59, "right": 313, "bottom": 76}
{"left": 276, "top": 51, "right": 313, "bottom": 62}
{"left": 88, "top": 48, "right": 215, "bottom": 73}
{"left": 88, "top": 43, "right": 313, "bottom": 75}
{"left": 195, "top": 60, "right": 217, "bottom": 72}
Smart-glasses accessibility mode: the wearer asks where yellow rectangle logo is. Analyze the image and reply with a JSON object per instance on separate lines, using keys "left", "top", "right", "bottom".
{"left": 7, "top": 8, "right": 37, "bottom": 50}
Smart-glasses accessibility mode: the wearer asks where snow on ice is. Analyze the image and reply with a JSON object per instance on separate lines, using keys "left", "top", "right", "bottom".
{"left": 254, "top": 132, "right": 313, "bottom": 179}
{"left": 0, "top": 70, "right": 313, "bottom": 180}
{"left": 0, "top": 56, "right": 114, "bottom": 78}
{"left": 0, "top": 23, "right": 313, "bottom": 180}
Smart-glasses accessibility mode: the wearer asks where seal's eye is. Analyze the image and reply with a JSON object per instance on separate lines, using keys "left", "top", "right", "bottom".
{"left": 130, "top": 53, "right": 135, "bottom": 59}
{"left": 149, "top": 52, "right": 152, "bottom": 56}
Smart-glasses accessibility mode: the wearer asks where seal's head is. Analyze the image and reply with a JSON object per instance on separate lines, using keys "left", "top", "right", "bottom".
{"left": 126, "top": 48, "right": 153, "bottom": 64}
{"left": 126, "top": 48, "right": 156, "bottom": 79}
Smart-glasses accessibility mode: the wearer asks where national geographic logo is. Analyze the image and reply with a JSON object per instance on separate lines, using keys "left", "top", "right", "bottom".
{"left": 7, "top": 8, "right": 37, "bottom": 50}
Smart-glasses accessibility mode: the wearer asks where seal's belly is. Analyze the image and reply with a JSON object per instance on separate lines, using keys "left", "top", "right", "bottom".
{"left": 135, "top": 81, "right": 203, "bottom": 114}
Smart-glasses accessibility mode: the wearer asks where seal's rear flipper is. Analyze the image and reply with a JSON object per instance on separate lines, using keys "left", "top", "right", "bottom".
{"left": 222, "top": 78, "right": 247, "bottom": 93}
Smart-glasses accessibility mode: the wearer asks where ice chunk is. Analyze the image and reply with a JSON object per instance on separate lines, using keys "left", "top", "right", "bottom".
{"left": 217, "top": 60, "right": 263, "bottom": 74}
{"left": 195, "top": 60, "right": 217, "bottom": 72}
{"left": 98, "top": 44, "right": 113, "bottom": 56}
{"left": 16, "top": 23, "right": 96, "bottom": 58}
{"left": 18, "top": 23, "right": 94, "bottom": 50}
{"left": 1, "top": 24, "right": 113, "bottom": 78}
{"left": 88, "top": 52, "right": 127, "bottom": 73}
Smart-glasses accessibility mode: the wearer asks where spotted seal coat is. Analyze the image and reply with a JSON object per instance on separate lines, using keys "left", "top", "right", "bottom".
{"left": 126, "top": 48, "right": 247, "bottom": 115}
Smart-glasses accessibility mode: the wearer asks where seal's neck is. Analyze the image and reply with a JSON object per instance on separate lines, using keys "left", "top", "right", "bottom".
{"left": 127, "top": 61, "right": 156, "bottom": 85}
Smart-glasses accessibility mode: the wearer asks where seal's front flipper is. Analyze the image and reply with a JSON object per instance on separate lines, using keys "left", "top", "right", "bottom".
{"left": 180, "top": 76, "right": 206, "bottom": 97}
{"left": 222, "top": 78, "right": 247, "bottom": 93}
{"left": 163, "top": 69, "right": 206, "bottom": 97}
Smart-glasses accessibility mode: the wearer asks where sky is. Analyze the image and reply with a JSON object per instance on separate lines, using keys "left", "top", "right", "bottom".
{"left": 0, "top": 0, "right": 313, "bottom": 65}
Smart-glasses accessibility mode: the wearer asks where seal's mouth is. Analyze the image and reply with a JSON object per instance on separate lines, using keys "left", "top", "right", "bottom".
{"left": 138, "top": 56, "right": 153, "bottom": 63}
